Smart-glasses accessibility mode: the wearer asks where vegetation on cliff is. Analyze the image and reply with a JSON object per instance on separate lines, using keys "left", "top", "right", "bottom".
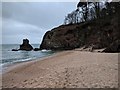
{"left": 40, "top": 1, "right": 120, "bottom": 52}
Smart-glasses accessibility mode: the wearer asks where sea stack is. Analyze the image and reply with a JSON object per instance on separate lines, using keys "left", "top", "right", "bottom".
{"left": 19, "top": 39, "right": 33, "bottom": 51}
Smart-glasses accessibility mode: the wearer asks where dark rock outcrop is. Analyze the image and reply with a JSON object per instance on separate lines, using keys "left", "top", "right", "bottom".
{"left": 40, "top": 28, "right": 80, "bottom": 50}
{"left": 34, "top": 48, "right": 40, "bottom": 51}
{"left": 19, "top": 39, "right": 33, "bottom": 51}
{"left": 40, "top": 13, "right": 119, "bottom": 52}
{"left": 12, "top": 49, "right": 18, "bottom": 51}
{"left": 102, "top": 40, "right": 120, "bottom": 53}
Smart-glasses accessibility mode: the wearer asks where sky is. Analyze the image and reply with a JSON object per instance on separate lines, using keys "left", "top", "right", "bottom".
{"left": 1, "top": 2, "right": 77, "bottom": 44}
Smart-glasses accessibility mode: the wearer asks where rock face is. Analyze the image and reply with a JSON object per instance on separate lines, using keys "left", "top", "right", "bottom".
{"left": 103, "top": 40, "right": 120, "bottom": 53}
{"left": 19, "top": 39, "right": 33, "bottom": 51}
{"left": 40, "top": 14, "right": 120, "bottom": 52}
{"left": 40, "top": 25, "right": 80, "bottom": 50}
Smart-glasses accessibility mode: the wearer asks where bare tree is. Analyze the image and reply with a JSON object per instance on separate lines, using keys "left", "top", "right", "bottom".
{"left": 64, "top": 0, "right": 120, "bottom": 25}
{"left": 64, "top": 9, "right": 80, "bottom": 25}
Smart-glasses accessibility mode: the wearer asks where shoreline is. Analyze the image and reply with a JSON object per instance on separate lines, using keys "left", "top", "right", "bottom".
{"left": 2, "top": 50, "right": 99, "bottom": 74}
{"left": 2, "top": 50, "right": 118, "bottom": 88}
{"left": 2, "top": 50, "right": 63, "bottom": 74}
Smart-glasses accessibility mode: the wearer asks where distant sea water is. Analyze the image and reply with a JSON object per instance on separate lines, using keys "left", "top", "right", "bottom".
{"left": 1, "top": 44, "right": 54, "bottom": 71}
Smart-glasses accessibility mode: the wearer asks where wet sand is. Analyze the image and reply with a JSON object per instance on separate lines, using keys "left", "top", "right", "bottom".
{"left": 2, "top": 50, "right": 118, "bottom": 88}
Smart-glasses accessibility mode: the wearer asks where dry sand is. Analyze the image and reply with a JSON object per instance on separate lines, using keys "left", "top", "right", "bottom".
{"left": 2, "top": 50, "right": 118, "bottom": 88}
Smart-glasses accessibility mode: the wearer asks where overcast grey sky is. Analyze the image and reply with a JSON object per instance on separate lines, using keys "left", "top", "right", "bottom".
{"left": 2, "top": 2, "right": 77, "bottom": 44}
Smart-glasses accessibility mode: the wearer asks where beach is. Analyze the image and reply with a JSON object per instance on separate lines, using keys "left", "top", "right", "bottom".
{"left": 2, "top": 50, "right": 118, "bottom": 88}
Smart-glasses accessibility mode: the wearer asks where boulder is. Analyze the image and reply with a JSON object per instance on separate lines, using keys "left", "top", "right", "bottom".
{"left": 19, "top": 39, "right": 33, "bottom": 51}
{"left": 34, "top": 48, "right": 40, "bottom": 51}
{"left": 12, "top": 49, "right": 18, "bottom": 51}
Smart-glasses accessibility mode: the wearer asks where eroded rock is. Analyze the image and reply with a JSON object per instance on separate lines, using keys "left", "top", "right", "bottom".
{"left": 19, "top": 39, "right": 33, "bottom": 51}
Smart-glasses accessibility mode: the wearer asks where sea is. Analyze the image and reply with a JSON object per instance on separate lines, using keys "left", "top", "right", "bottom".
{"left": 0, "top": 44, "right": 55, "bottom": 71}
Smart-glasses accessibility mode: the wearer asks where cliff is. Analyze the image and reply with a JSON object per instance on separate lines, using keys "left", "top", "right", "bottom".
{"left": 40, "top": 13, "right": 119, "bottom": 52}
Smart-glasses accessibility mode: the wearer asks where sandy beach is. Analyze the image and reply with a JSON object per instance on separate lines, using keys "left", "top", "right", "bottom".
{"left": 2, "top": 50, "right": 118, "bottom": 88}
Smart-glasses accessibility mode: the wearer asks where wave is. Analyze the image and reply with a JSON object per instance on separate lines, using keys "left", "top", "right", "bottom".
{"left": 1, "top": 44, "right": 55, "bottom": 71}
{"left": 41, "top": 49, "right": 52, "bottom": 52}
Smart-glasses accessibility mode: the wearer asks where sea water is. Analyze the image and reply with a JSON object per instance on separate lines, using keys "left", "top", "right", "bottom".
{"left": 1, "top": 44, "right": 54, "bottom": 71}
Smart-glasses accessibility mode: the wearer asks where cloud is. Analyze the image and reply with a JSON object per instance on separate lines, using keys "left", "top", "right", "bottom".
{"left": 2, "top": 2, "right": 77, "bottom": 44}
{"left": 2, "top": 2, "right": 77, "bottom": 28}
{"left": 2, "top": 18, "right": 46, "bottom": 44}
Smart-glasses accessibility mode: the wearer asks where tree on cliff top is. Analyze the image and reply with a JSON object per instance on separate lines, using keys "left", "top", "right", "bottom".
{"left": 64, "top": 0, "right": 120, "bottom": 25}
